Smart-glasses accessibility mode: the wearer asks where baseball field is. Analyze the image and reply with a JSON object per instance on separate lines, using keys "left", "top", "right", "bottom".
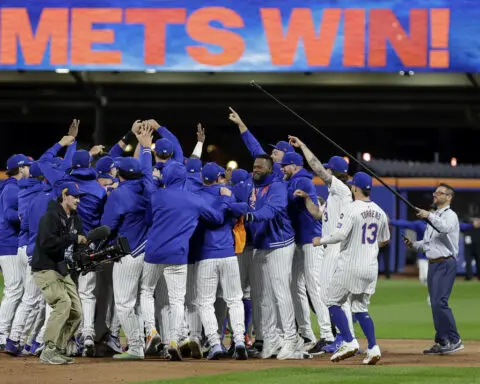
{"left": 1, "top": 275, "right": 480, "bottom": 384}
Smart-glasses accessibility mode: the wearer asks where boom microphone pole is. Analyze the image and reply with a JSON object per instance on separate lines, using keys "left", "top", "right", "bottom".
{"left": 250, "top": 80, "right": 440, "bottom": 232}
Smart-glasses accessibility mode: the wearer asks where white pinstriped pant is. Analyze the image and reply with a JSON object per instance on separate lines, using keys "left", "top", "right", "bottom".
{"left": 196, "top": 257, "right": 245, "bottom": 346}
{"left": 113, "top": 254, "right": 145, "bottom": 350}
{"left": 292, "top": 243, "right": 334, "bottom": 342}
{"left": 78, "top": 271, "right": 96, "bottom": 337}
{"left": 254, "top": 243, "right": 297, "bottom": 343}
{"left": 141, "top": 263, "right": 187, "bottom": 344}
{"left": 320, "top": 246, "right": 355, "bottom": 337}
{"left": 154, "top": 271, "right": 170, "bottom": 343}
{"left": 0, "top": 248, "right": 28, "bottom": 336}
{"left": 237, "top": 245, "right": 253, "bottom": 299}
{"left": 9, "top": 263, "right": 44, "bottom": 343}
{"left": 184, "top": 263, "right": 202, "bottom": 340}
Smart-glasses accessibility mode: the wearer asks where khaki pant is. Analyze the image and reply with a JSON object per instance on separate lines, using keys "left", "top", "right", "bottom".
{"left": 33, "top": 270, "right": 82, "bottom": 350}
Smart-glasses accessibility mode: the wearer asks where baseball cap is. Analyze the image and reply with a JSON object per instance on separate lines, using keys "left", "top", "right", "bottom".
{"left": 154, "top": 138, "right": 174, "bottom": 155}
{"left": 117, "top": 157, "right": 141, "bottom": 174}
{"left": 186, "top": 158, "right": 202, "bottom": 173}
{"left": 72, "top": 150, "right": 91, "bottom": 169}
{"left": 347, "top": 172, "right": 372, "bottom": 190}
{"left": 202, "top": 162, "right": 221, "bottom": 182}
{"left": 269, "top": 141, "right": 294, "bottom": 153}
{"left": 95, "top": 156, "right": 115, "bottom": 173}
{"left": 323, "top": 156, "right": 348, "bottom": 173}
{"left": 280, "top": 152, "right": 304, "bottom": 166}
{"left": 57, "top": 181, "right": 84, "bottom": 197}
{"left": 218, "top": 166, "right": 226, "bottom": 178}
{"left": 231, "top": 169, "right": 250, "bottom": 185}
{"left": 6, "top": 154, "right": 30, "bottom": 171}
{"left": 30, "top": 162, "right": 43, "bottom": 178}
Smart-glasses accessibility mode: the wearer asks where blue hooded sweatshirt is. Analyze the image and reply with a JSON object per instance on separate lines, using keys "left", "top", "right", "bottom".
{"left": 241, "top": 130, "right": 284, "bottom": 182}
{"left": 26, "top": 187, "right": 54, "bottom": 262}
{"left": 101, "top": 179, "right": 151, "bottom": 258}
{"left": 38, "top": 163, "right": 107, "bottom": 234}
{"left": 285, "top": 168, "right": 322, "bottom": 245}
{"left": 194, "top": 184, "right": 247, "bottom": 261}
{"left": 38, "top": 141, "right": 77, "bottom": 171}
{"left": 18, "top": 178, "right": 49, "bottom": 248}
{"left": 0, "top": 178, "right": 20, "bottom": 255}
{"left": 145, "top": 163, "right": 227, "bottom": 265}
{"left": 248, "top": 173, "right": 295, "bottom": 250}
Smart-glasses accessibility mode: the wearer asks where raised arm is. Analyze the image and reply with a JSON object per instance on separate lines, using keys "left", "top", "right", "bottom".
{"left": 294, "top": 189, "right": 322, "bottom": 220}
{"left": 228, "top": 107, "right": 266, "bottom": 158}
{"left": 190, "top": 123, "right": 205, "bottom": 159}
{"left": 149, "top": 119, "right": 184, "bottom": 163}
{"left": 288, "top": 136, "right": 332, "bottom": 186}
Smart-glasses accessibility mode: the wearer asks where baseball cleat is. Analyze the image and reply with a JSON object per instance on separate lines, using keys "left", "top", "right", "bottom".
{"left": 323, "top": 334, "right": 343, "bottom": 354}
{"left": 83, "top": 336, "right": 95, "bottom": 357}
{"left": 31, "top": 341, "right": 44, "bottom": 356}
{"left": 104, "top": 335, "right": 123, "bottom": 354}
{"left": 179, "top": 337, "right": 192, "bottom": 358}
{"left": 308, "top": 339, "right": 330, "bottom": 356}
{"left": 145, "top": 330, "right": 162, "bottom": 356}
{"left": 277, "top": 336, "right": 304, "bottom": 360}
{"left": 331, "top": 339, "right": 359, "bottom": 362}
{"left": 233, "top": 342, "right": 248, "bottom": 361}
{"left": 113, "top": 352, "right": 144, "bottom": 360}
{"left": 423, "top": 343, "right": 443, "bottom": 355}
{"left": 362, "top": 345, "right": 381, "bottom": 365}
{"left": 261, "top": 339, "right": 283, "bottom": 359}
{"left": 301, "top": 337, "right": 317, "bottom": 353}
{"left": 441, "top": 340, "right": 464, "bottom": 355}
{"left": 207, "top": 344, "right": 223, "bottom": 360}
{"left": 5, "top": 339, "right": 22, "bottom": 356}
{"left": 168, "top": 340, "right": 183, "bottom": 361}
{"left": 189, "top": 337, "right": 202, "bottom": 359}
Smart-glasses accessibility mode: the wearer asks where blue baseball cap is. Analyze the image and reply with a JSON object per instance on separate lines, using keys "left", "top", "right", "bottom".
{"left": 30, "top": 162, "right": 43, "bottom": 178}
{"left": 218, "top": 166, "right": 226, "bottom": 177}
{"left": 57, "top": 181, "right": 84, "bottom": 197}
{"left": 155, "top": 138, "right": 174, "bottom": 155}
{"left": 72, "top": 150, "right": 91, "bottom": 169}
{"left": 347, "top": 172, "right": 372, "bottom": 190}
{"left": 186, "top": 158, "right": 202, "bottom": 173}
{"left": 96, "top": 156, "right": 115, "bottom": 173}
{"left": 231, "top": 169, "right": 250, "bottom": 185}
{"left": 117, "top": 157, "right": 141, "bottom": 173}
{"left": 280, "top": 152, "right": 304, "bottom": 166}
{"left": 202, "top": 162, "right": 221, "bottom": 182}
{"left": 269, "top": 141, "right": 294, "bottom": 153}
{"left": 323, "top": 156, "right": 348, "bottom": 173}
{"left": 6, "top": 154, "right": 30, "bottom": 171}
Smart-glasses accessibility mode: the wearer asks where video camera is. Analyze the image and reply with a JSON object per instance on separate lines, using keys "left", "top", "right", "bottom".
{"left": 70, "top": 225, "right": 131, "bottom": 275}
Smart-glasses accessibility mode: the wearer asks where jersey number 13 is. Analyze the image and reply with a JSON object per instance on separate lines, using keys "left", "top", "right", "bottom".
{"left": 361, "top": 223, "right": 378, "bottom": 244}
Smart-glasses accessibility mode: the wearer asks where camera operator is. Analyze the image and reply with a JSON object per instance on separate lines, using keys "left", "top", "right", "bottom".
{"left": 30, "top": 182, "right": 86, "bottom": 365}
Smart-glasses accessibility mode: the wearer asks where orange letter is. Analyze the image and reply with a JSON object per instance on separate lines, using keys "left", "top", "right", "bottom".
{"left": 126, "top": 9, "right": 186, "bottom": 65}
{"left": 71, "top": 8, "right": 122, "bottom": 65}
{"left": 343, "top": 9, "right": 365, "bottom": 67}
{"left": 1, "top": 8, "right": 68, "bottom": 65}
{"left": 261, "top": 8, "right": 341, "bottom": 66}
{"left": 186, "top": 7, "right": 245, "bottom": 66}
{"left": 369, "top": 9, "right": 428, "bottom": 67}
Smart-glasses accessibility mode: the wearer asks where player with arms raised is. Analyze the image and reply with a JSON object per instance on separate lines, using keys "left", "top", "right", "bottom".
{"left": 313, "top": 172, "right": 390, "bottom": 365}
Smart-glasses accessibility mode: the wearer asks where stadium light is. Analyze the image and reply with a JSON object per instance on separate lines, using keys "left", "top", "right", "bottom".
{"left": 362, "top": 152, "right": 372, "bottom": 162}
{"left": 125, "top": 144, "right": 133, "bottom": 152}
{"left": 450, "top": 157, "right": 457, "bottom": 167}
{"left": 227, "top": 160, "right": 238, "bottom": 170}
{"left": 55, "top": 68, "right": 70, "bottom": 74}
{"left": 145, "top": 69, "right": 156, "bottom": 74}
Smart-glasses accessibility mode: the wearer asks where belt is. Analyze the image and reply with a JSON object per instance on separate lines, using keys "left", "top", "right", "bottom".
{"left": 429, "top": 256, "right": 454, "bottom": 264}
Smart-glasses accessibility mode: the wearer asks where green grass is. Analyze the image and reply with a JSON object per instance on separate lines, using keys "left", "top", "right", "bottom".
{"left": 315, "top": 278, "right": 480, "bottom": 340}
{"left": 135, "top": 367, "right": 480, "bottom": 384}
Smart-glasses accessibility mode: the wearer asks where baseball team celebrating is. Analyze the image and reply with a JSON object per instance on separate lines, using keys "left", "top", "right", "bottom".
{"left": 0, "top": 108, "right": 463, "bottom": 366}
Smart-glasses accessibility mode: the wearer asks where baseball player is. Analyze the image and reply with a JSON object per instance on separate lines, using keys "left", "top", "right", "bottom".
{"left": 0, "top": 154, "right": 31, "bottom": 350}
{"left": 193, "top": 163, "right": 248, "bottom": 360}
{"left": 5, "top": 162, "right": 52, "bottom": 355}
{"left": 228, "top": 107, "right": 294, "bottom": 181}
{"left": 243, "top": 154, "right": 305, "bottom": 360}
{"left": 314, "top": 172, "right": 390, "bottom": 364}
{"left": 141, "top": 162, "right": 229, "bottom": 361}
{"left": 289, "top": 136, "right": 356, "bottom": 353}
{"left": 280, "top": 151, "right": 334, "bottom": 353}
